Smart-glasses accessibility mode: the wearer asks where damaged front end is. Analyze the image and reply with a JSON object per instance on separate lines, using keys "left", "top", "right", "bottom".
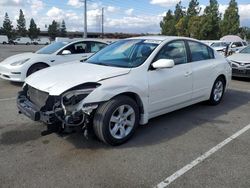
{"left": 17, "top": 83, "right": 101, "bottom": 132}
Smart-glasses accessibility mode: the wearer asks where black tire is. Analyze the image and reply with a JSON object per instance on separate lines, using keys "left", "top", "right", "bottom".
{"left": 3, "top": 42, "right": 7, "bottom": 45}
{"left": 27, "top": 63, "right": 48, "bottom": 77}
{"left": 26, "top": 42, "right": 30, "bottom": 45}
{"left": 208, "top": 77, "right": 225, "bottom": 105}
{"left": 93, "top": 96, "right": 139, "bottom": 146}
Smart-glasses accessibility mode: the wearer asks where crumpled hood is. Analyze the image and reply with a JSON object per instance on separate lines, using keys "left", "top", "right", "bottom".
{"left": 25, "top": 62, "right": 130, "bottom": 95}
{"left": 0, "top": 52, "right": 47, "bottom": 65}
{"left": 227, "top": 53, "right": 250, "bottom": 63}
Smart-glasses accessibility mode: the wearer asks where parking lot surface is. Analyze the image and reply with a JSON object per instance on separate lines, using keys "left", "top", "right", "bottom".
{"left": 0, "top": 45, "right": 250, "bottom": 188}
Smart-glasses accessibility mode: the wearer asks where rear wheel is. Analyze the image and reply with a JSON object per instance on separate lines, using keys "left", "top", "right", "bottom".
{"left": 27, "top": 63, "right": 48, "bottom": 77}
{"left": 93, "top": 96, "right": 139, "bottom": 145}
{"left": 208, "top": 77, "right": 225, "bottom": 105}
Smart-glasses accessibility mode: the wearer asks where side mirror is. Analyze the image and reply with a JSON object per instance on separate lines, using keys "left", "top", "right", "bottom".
{"left": 62, "top": 50, "right": 71, "bottom": 55}
{"left": 231, "top": 44, "right": 236, "bottom": 48}
{"left": 152, "top": 59, "right": 175, "bottom": 69}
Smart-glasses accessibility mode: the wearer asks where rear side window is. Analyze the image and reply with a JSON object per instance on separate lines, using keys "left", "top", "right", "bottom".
{"left": 154, "top": 40, "right": 187, "bottom": 65}
{"left": 188, "top": 41, "right": 214, "bottom": 62}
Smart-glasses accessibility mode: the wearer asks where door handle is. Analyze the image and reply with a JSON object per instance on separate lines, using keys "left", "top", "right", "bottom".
{"left": 185, "top": 72, "right": 192, "bottom": 77}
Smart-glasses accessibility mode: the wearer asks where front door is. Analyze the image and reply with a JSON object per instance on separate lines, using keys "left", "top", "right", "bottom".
{"left": 148, "top": 40, "right": 192, "bottom": 116}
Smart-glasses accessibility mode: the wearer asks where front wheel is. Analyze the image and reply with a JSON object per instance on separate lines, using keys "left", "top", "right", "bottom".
{"left": 93, "top": 96, "right": 139, "bottom": 145}
{"left": 208, "top": 77, "right": 225, "bottom": 105}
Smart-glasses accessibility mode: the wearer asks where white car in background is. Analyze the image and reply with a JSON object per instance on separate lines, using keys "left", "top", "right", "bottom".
{"left": 0, "top": 39, "right": 108, "bottom": 82}
{"left": 227, "top": 45, "right": 250, "bottom": 78}
{"left": 33, "top": 38, "right": 50, "bottom": 45}
{"left": 17, "top": 36, "right": 231, "bottom": 145}
{"left": 13, "top": 37, "right": 32, "bottom": 45}
{"left": 0, "top": 35, "right": 8, "bottom": 44}
{"left": 211, "top": 41, "right": 248, "bottom": 55}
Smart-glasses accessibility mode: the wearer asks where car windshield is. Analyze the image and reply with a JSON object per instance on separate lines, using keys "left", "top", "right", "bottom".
{"left": 239, "top": 46, "right": 250, "bottom": 54}
{"left": 86, "top": 39, "right": 160, "bottom": 68}
{"left": 36, "top": 42, "right": 69, "bottom": 54}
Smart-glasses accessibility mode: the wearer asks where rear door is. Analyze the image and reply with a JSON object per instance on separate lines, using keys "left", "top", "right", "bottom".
{"left": 187, "top": 40, "right": 216, "bottom": 100}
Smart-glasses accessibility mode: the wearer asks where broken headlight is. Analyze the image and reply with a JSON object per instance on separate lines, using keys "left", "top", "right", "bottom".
{"left": 62, "top": 87, "right": 97, "bottom": 106}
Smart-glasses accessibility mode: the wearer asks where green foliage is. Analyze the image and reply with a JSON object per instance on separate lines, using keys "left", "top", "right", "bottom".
{"left": 188, "top": 16, "right": 202, "bottom": 39}
{"left": 239, "top": 27, "right": 250, "bottom": 40}
{"left": 175, "top": 17, "right": 188, "bottom": 36}
{"left": 199, "top": 0, "right": 221, "bottom": 39}
{"left": 160, "top": 10, "right": 176, "bottom": 35}
{"left": 174, "top": 1, "right": 185, "bottom": 22}
{"left": 187, "top": 0, "right": 201, "bottom": 17}
{"left": 16, "top": 9, "right": 26, "bottom": 37}
{"left": 28, "top": 18, "right": 40, "bottom": 39}
{"left": 220, "top": 0, "right": 240, "bottom": 36}
{"left": 160, "top": 0, "right": 242, "bottom": 40}
{"left": 60, "top": 20, "right": 67, "bottom": 37}
{"left": 48, "top": 20, "right": 60, "bottom": 39}
{"left": 2, "top": 13, "right": 13, "bottom": 38}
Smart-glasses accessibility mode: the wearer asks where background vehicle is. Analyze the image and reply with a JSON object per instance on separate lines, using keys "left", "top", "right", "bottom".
{"left": 17, "top": 36, "right": 231, "bottom": 145}
{"left": 227, "top": 45, "right": 250, "bottom": 78}
{"left": 0, "top": 35, "right": 8, "bottom": 44}
{"left": 33, "top": 38, "right": 50, "bottom": 45}
{"left": 0, "top": 39, "right": 109, "bottom": 82}
{"left": 13, "top": 37, "right": 32, "bottom": 45}
{"left": 211, "top": 41, "right": 248, "bottom": 56}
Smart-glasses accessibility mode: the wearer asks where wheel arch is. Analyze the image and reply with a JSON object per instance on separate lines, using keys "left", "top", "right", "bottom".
{"left": 216, "top": 74, "right": 227, "bottom": 85}
{"left": 26, "top": 62, "right": 50, "bottom": 77}
{"left": 111, "top": 92, "right": 145, "bottom": 115}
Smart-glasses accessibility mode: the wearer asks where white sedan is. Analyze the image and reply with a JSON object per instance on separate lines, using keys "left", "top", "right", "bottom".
{"left": 17, "top": 36, "right": 231, "bottom": 145}
{"left": 0, "top": 39, "right": 108, "bottom": 82}
{"left": 227, "top": 45, "right": 250, "bottom": 78}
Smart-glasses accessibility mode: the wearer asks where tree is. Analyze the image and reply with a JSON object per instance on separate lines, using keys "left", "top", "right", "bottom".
{"left": 174, "top": 1, "right": 185, "bottom": 22}
{"left": 200, "top": 0, "right": 221, "bottom": 40}
{"left": 220, "top": 0, "right": 240, "bottom": 36}
{"left": 187, "top": 0, "right": 200, "bottom": 17}
{"left": 239, "top": 27, "right": 250, "bottom": 40}
{"left": 175, "top": 17, "right": 188, "bottom": 36}
{"left": 48, "top": 20, "right": 60, "bottom": 39}
{"left": 160, "top": 10, "right": 176, "bottom": 35}
{"left": 16, "top": 9, "right": 26, "bottom": 36}
{"left": 188, "top": 16, "right": 202, "bottom": 38}
{"left": 28, "top": 18, "right": 40, "bottom": 39}
{"left": 60, "top": 20, "right": 67, "bottom": 37}
{"left": 2, "top": 13, "right": 13, "bottom": 38}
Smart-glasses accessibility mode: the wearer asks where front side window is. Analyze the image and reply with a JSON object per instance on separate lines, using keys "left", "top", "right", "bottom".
{"left": 86, "top": 39, "right": 159, "bottom": 68}
{"left": 154, "top": 40, "right": 187, "bottom": 65}
{"left": 232, "top": 42, "right": 243, "bottom": 48}
{"left": 188, "top": 41, "right": 213, "bottom": 62}
{"left": 63, "top": 42, "right": 87, "bottom": 54}
{"left": 36, "top": 42, "right": 69, "bottom": 54}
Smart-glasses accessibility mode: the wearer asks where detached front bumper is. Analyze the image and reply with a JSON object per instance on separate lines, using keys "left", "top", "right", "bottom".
{"left": 0, "top": 64, "right": 24, "bottom": 82}
{"left": 17, "top": 91, "right": 58, "bottom": 124}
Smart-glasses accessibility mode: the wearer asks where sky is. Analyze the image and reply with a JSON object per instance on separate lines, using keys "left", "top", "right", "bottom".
{"left": 0, "top": 0, "right": 250, "bottom": 34}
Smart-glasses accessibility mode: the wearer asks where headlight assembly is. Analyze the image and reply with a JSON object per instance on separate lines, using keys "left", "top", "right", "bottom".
{"left": 62, "top": 87, "right": 99, "bottom": 106}
{"left": 11, "top": 58, "right": 30, "bottom": 66}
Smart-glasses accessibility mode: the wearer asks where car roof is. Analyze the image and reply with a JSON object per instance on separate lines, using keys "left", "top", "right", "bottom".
{"left": 128, "top": 35, "right": 200, "bottom": 42}
{"left": 68, "top": 38, "right": 110, "bottom": 44}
